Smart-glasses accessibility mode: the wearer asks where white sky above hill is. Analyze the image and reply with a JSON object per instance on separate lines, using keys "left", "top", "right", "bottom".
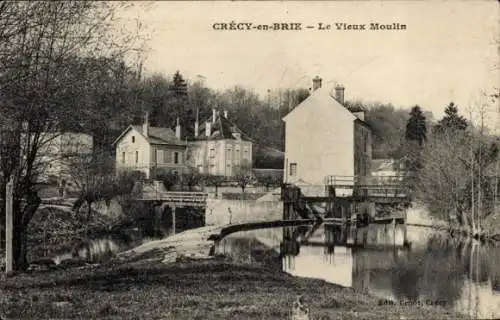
{"left": 118, "top": 1, "right": 499, "bottom": 130}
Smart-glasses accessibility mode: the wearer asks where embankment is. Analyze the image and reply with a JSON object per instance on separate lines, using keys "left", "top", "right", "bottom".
{"left": 205, "top": 198, "right": 282, "bottom": 225}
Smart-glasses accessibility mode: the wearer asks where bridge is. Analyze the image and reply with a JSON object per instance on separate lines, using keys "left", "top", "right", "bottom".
{"left": 133, "top": 181, "right": 208, "bottom": 207}
{"left": 325, "top": 175, "right": 409, "bottom": 201}
{"left": 136, "top": 191, "right": 208, "bottom": 207}
{"left": 281, "top": 175, "right": 411, "bottom": 224}
{"left": 132, "top": 181, "right": 208, "bottom": 235}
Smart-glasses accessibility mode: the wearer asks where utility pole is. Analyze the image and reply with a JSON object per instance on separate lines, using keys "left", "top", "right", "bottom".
{"left": 5, "top": 175, "right": 13, "bottom": 273}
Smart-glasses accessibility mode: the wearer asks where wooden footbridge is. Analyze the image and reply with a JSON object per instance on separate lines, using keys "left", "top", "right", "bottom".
{"left": 281, "top": 175, "right": 411, "bottom": 225}
{"left": 132, "top": 181, "right": 208, "bottom": 235}
{"left": 133, "top": 181, "right": 208, "bottom": 207}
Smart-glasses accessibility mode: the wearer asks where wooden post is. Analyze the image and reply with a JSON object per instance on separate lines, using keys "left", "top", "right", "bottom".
{"left": 5, "top": 176, "right": 13, "bottom": 273}
{"left": 172, "top": 206, "right": 176, "bottom": 235}
{"left": 392, "top": 218, "right": 396, "bottom": 247}
{"left": 403, "top": 208, "right": 408, "bottom": 247}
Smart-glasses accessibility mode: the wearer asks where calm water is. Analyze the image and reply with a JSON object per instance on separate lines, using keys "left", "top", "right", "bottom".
{"left": 215, "top": 223, "right": 500, "bottom": 319}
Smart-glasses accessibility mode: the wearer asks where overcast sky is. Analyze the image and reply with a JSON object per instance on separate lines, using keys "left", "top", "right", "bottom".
{"left": 121, "top": 1, "right": 498, "bottom": 126}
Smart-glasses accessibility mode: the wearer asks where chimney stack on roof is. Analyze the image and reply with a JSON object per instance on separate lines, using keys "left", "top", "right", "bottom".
{"left": 143, "top": 112, "right": 149, "bottom": 137}
{"left": 175, "top": 117, "right": 181, "bottom": 140}
{"left": 312, "top": 76, "right": 322, "bottom": 91}
{"left": 194, "top": 108, "right": 199, "bottom": 138}
{"left": 212, "top": 108, "right": 216, "bottom": 123}
{"left": 205, "top": 120, "right": 211, "bottom": 138}
{"left": 335, "top": 84, "right": 345, "bottom": 105}
{"left": 223, "top": 110, "right": 228, "bottom": 118}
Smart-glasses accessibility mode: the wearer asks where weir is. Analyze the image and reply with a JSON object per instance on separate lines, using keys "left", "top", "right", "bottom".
{"left": 281, "top": 175, "right": 412, "bottom": 248}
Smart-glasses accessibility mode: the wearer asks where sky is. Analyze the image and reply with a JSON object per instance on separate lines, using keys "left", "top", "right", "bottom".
{"left": 119, "top": 1, "right": 499, "bottom": 127}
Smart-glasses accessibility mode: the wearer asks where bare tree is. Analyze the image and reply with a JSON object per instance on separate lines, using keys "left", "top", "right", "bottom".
{"left": 0, "top": 2, "right": 145, "bottom": 270}
{"left": 233, "top": 161, "right": 254, "bottom": 194}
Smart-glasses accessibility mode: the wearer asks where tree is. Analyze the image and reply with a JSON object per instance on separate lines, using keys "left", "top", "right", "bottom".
{"left": 0, "top": 2, "right": 144, "bottom": 270}
{"left": 434, "top": 102, "right": 468, "bottom": 134}
{"left": 405, "top": 105, "right": 428, "bottom": 146}
{"left": 233, "top": 161, "right": 254, "bottom": 194}
{"left": 347, "top": 101, "right": 410, "bottom": 158}
{"left": 203, "top": 174, "right": 226, "bottom": 198}
{"left": 68, "top": 151, "right": 137, "bottom": 235}
{"left": 256, "top": 174, "right": 281, "bottom": 191}
{"left": 413, "top": 124, "right": 499, "bottom": 231}
{"left": 180, "top": 166, "right": 203, "bottom": 191}
{"left": 157, "top": 171, "right": 180, "bottom": 191}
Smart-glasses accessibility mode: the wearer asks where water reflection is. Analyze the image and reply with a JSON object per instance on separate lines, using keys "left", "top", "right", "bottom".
{"left": 215, "top": 224, "right": 500, "bottom": 319}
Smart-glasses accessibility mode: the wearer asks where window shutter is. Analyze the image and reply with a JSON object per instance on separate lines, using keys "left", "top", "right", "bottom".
{"left": 165, "top": 150, "right": 173, "bottom": 163}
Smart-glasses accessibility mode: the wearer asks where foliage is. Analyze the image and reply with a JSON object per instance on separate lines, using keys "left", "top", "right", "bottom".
{"left": 433, "top": 102, "right": 468, "bottom": 134}
{"left": 179, "top": 166, "right": 203, "bottom": 191}
{"left": 203, "top": 174, "right": 227, "bottom": 196}
{"left": 253, "top": 146, "right": 284, "bottom": 169}
{"left": 364, "top": 103, "right": 409, "bottom": 159}
{"left": 0, "top": 1, "right": 144, "bottom": 270}
{"left": 255, "top": 174, "right": 282, "bottom": 191}
{"left": 156, "top": 170, "right": 180, "bottom": 191}
{"left": 69, "top": 156, "right": 140, "bottom": 231}
{"left": 413, "top": 125, "right": 499, "bottom": 229}
{"left": 405, "top": 105, "right": 428, "bottom": 146}
{"left": 233, "top": 161, "right": 254, "bottom": 193}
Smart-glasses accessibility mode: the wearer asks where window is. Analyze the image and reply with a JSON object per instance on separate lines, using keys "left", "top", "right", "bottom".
{"left": 226, "top": 148, "right": 232, "bottom": 160}
{"left": 289, "top": 163, "right": 297, "bottom": 176}
{"left": 135, "top": 151, "right": 139, "bottom": 164}
{"left": 363, "top": 132, "right": 368, "bottom": 152}
{"left": 174, "top": 152, "right": 179, "bottom": 164}
{"left": 235, "top": 149, "right": 240, "bottom": 164}
{"left": 122, "top": 152, "right": 125, "bottom": 164}
{"left": 209, "top": 148, "right": 215, "bottom": 159}
{"left": 132, "top": 136, "right": 135, "bottom": 143}
{"left": 165, "top": 150, "right": 172, "bottom": 163}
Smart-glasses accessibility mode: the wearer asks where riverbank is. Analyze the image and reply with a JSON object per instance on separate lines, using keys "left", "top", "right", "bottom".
{"left": 0, "top": 226, "right": 466, "bottom": 319}
{"left": 0, "top": 257, "right": 464, "bottom": 319}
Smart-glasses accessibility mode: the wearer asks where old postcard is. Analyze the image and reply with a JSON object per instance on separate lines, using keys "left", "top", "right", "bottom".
{"left": 0, "top": 1, "right": 498, "bottom": 319}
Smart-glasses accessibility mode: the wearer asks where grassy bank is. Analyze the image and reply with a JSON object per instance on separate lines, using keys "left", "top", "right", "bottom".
{"left": 0, "top": 252, "right": 464, "bottom": 320}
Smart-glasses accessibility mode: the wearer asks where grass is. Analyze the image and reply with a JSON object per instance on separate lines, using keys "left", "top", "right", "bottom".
{"left": 0, "top": 255, "right": 465, "bottom": 320}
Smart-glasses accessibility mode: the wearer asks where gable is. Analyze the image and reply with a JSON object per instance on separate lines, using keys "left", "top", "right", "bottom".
{"left": 115, "top": 126, "right": 149, "bottom": 147}
{"left": 113, "top": 125, "right": 186, "bottom": 147}
{"left": 282, "top": 87, "right": 357, "bottom": 123}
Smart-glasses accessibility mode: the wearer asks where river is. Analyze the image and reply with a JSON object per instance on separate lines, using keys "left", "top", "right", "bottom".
{"left": 214, "top": 223, "right": 500, "bottom": 319}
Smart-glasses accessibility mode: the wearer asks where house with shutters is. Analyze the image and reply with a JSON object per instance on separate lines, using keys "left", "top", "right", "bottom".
{"left": 282, "top": 76, "right": 372, "bottom": 186}
{"left": 113, "top": 109, "right": 253, "bottom": 179}
{"left": 187, "top": 109, "right": 253, "bottom": 176}
{"left": 112, "top": 114, "right": 187, "bottom": 179}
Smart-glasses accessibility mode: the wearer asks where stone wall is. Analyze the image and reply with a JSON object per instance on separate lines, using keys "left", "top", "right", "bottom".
{"left": 205, "top": 199, "right": 283, "bottom": 226}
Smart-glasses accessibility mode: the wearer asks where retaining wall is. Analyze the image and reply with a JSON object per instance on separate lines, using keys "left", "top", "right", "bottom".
{"left": 205, "top": 199, "right": 283, "bottom": 226}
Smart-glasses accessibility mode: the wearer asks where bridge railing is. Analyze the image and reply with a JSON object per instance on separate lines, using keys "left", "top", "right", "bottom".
{"left": 324, "top": 175, "right": 409, "bottom": 197}
{"left": 137, "top": 191, "right": 208, "bottom": 205}
{"left": 325, "top": 175, "right": 405, "bottom": 187}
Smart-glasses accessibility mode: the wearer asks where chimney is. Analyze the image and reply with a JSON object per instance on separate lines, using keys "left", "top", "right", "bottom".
{"left": 194, "top": 108, "right": 199, "bottom": 138}
{"left": 194, "top": 120, "right": 199, "bottom": 138}
{"left": 175, "top": 117, "right": 181, "bottom": 140}
{"left": 223, "top": 110, "right": 228, "bottom": 118}
{"left": 142, "top": 112, "right": 149, "bottom": 137}
{"left": 205, "top": 120, "right": 212, "bottom": 137}
{"left": 353, "top": 111, "right": 365, "bottom": 121}
{"left": 212, "top": 108, "right": 216, "bottom": 123}
{"left": 335, "top": 84, "right": 345, "bottom": 105}
{"left": 312, "top": 76, "right": 322, "bottom": 91}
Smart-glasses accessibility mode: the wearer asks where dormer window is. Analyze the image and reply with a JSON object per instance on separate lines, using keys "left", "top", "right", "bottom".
{"left": 233, "top": 132, "right": 241, "bottom": 140}
{"left": 132, "top": 136, "right": 135, "bottom": 143}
